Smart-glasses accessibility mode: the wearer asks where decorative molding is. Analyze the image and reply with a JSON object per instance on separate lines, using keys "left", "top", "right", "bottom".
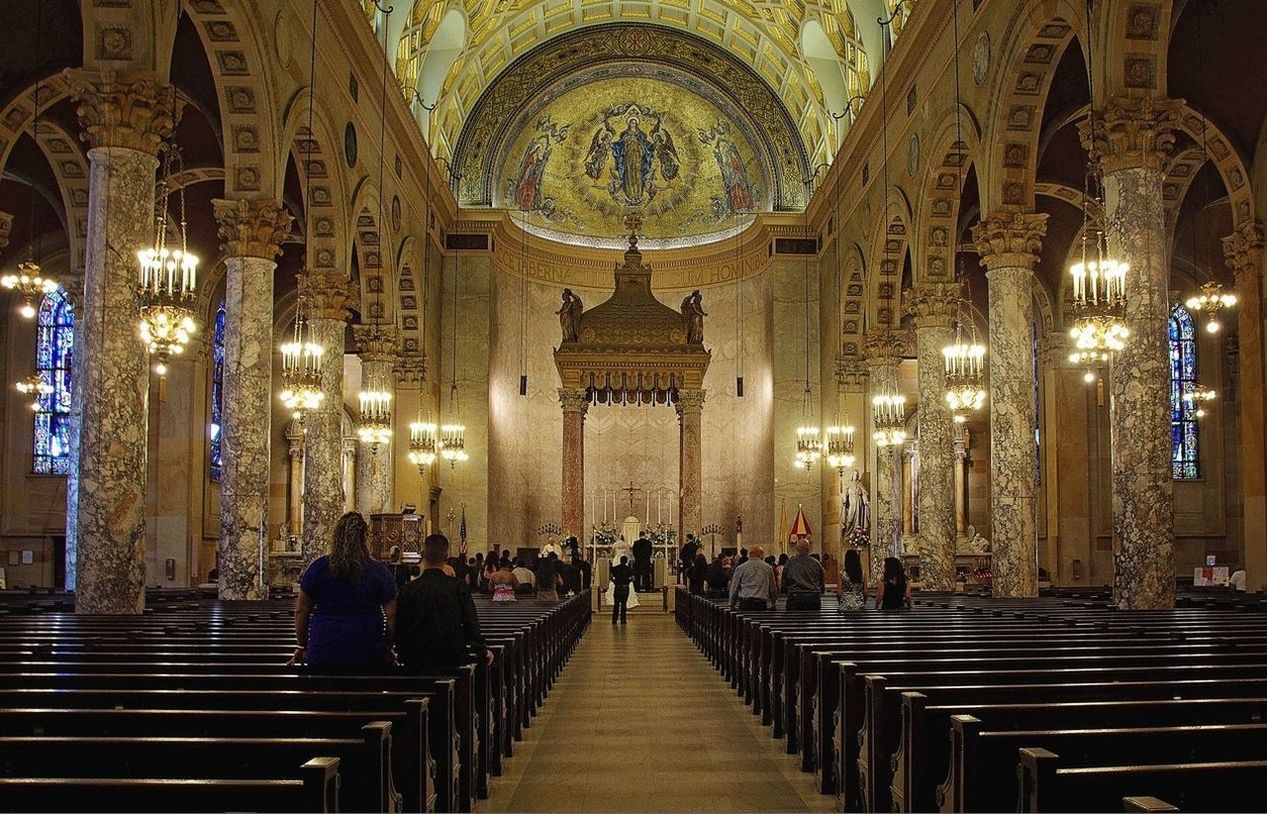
{"left": 970, "top": 211, "right": 1047, "bottom": 270}
{"left": 297, "top": 272, "right": 357, "bottom": 322}
{"left": 212, "top": 198, "right": 291, "bottom": 260}
{"left": 64, "top": 69, "right": 178, "bottom": 155}
{"left": 1223, "top": 221, "right": 1264, "bottom": 288}
{"left": 558, "top": 387, "right": 589, "bottom": 414}
{"left": 393, "top": 353, "right": 427, "bottom": 385}
{"left": 903, "top": 282, "right": 962, "bottom": 327}
{"left": 352, "top": 324, "right": 399, "bottom": 363}
{"left": 1078, "top": 95, "right": 1184, "bottom": 175}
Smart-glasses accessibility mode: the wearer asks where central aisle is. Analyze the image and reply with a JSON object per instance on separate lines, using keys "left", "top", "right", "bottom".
{"left": 485, "top": 602, "right": 835, "bottom": 813}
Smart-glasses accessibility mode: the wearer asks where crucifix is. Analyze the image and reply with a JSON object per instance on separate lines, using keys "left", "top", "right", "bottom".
{"left": 621, "top": 481, "right": 642, "bottom": 513}
{"left": 623, "top": 211, "right": 643, "bottom": 250}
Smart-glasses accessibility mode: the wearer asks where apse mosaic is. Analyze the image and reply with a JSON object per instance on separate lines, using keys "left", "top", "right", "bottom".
{"left": 495, "top": 77, "right": 767, "bottom": 248}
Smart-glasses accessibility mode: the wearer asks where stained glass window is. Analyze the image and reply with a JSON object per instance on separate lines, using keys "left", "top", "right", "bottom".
{"left": 33, "top": 288, "right": 73, "bottom": 475}
{"left": 1170, "top": 303, "right": 1199, "bottom": 479}
{"left": 209, "top": 304, "right": 225, "bottom": 482}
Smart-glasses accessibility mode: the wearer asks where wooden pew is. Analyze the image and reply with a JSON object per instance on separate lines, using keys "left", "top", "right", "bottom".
{"left": 0, "top": 756, "right": 339, "bottom": 813}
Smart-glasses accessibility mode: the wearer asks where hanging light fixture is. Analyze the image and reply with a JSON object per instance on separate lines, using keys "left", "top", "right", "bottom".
{"left": 825, "top": 424, "right": 856, "bottom": 470}
{"left": 357, "top": 5, "right": 398, "bottom": 455}
{"left": 280, "top": 0, "right": 327, "bottom": 422}
{"left": 136, "top": 146, "right": 199, "bottom": 376}
{"left": 409, "top": 418, "right": 438, "bottom": 467}
{"left": 442, "top": 213, "right": 467, "bottom": 468}
{"left": 279, "top": 314, "right": 325, "bottom": 420}
{"left": 1068, "top": 0, "right": 1129, "bottom": 381}
{"left": 2, "top": 12, "right": 56, "bottom": 321}
{"left": 15, "top": 373, "right": 52, "bottom": 411}
{"left": 872, "top": 393, "right": 908, "bottom": 447}
{"left": 792, "top": 169, "right": 825, "bottom": 471}
{"left": 1185, "top": 281, "right": 1237, "bottom": 334}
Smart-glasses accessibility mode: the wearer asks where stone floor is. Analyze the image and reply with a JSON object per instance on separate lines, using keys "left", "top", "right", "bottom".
{"left": 484, "top": 597, "right": 836, "bottom": 813}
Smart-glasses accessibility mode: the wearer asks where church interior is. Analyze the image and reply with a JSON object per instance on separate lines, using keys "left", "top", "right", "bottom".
{"left": 1, "top": 0, "right": 1267, "bottom": 811}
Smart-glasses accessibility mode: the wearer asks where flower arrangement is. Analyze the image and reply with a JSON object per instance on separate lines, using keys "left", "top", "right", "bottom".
{"left": 647, "top": 526, "right": 675, "bottom": 547}
{"left": 592, "top": 523, "right": 617, "bottom": 546}
{"left": 844, "top": 525, "right": 870, "bottom": 548}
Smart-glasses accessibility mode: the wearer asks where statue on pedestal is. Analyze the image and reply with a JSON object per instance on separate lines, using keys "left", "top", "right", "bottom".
{"left": 841, "top": 469, "right": 871, "bottom": 546}
{"left": 680, "top": 290, "right": 706, "bottom": 344}
{"left": 557, "top": 288, "right": 583, "bottom": 343}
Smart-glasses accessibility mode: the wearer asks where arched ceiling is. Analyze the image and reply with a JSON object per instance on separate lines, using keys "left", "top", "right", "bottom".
{"left": 391, "top": 0, "right": 887, "bottom": 168}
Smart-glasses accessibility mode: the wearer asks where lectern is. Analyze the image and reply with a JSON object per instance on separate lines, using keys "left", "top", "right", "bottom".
{"left": 369, "top": 512, "right": 424, "bottom": 560}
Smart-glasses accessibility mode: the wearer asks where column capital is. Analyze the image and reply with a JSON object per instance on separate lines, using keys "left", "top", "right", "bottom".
{"left": 1078, "top": 95, "right": 1184, "bottom": 175}
{"left": 971, "top": 211, "right": 1048, "bottom": 270}
{"left": 903, "top": 282, "right": 961, "bottom": 329}
{"left": 1223, "top": 221, "right": 1264, "bottom": 289}
{"left": 0, "top": 210, "right": 12, "bottom": 250}
{"left": 862, "top": 328, "right": 906, "bottom": 363}
{"left": 352, "top": 324, "right": 399, "bottom": 363}
{"left": 60, "top": 273, "right": 86, "bottom": 319}
{"left": 1038, "top": 332, "right": 1069, "bottom": 369}
{"left": 298, "top": 272, "right": 357, "bottom": 321}
{"left": 835, "top": 355, "right": 869, "bottom": 389}
{"left": 212, "top": 198, "right": 292, "bottom": 261}
{"left": 558, "top": 387, "right": 590, "bottom": 414}
{"left": 64, "top": 69, "right": 178, "bottom": 154}
{"left": 393, "top": 353, "right": 427, "bottom": 385}
{"left": 675, "top": 389, "right": 706, "bottom": 416}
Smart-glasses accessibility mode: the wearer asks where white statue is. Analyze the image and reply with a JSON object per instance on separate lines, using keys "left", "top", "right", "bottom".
{"left": 841, "top": 470, "right": 870, "bottom": 544}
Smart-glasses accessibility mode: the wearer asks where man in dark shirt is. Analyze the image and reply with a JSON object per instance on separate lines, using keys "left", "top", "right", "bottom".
{"left": 577, "top": 557, "right": 592, "bottom": 591}
{"left": 394, "top": 533, "right": 492, "bottom": 674}
{"left": 782, "top": 539, "right": 825, "bottom": 611}
{"left": 610, "top": 555, "right": 634, "bottom": 624}
{"left": 678, "top": 534, "right": 701, "bottom": 584}
{"left": 632, "top": 533, "right": 654, "bottom": 592}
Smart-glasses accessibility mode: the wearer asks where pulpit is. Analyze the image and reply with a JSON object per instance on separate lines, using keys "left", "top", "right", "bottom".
{"left": 370, "top": 513, "right": 424, "bottom": 559}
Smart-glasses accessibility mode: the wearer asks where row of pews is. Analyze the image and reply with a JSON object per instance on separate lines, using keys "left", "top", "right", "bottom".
{"left": 676, "top": 587, "right": 1267, "bottom": 812}
{"left": 0, "top": 587, "right": 591, "bottom": 812}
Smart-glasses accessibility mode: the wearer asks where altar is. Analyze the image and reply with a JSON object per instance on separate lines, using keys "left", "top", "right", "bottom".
{"left": 587, "top": 515, "right": 677, "bottom": 590}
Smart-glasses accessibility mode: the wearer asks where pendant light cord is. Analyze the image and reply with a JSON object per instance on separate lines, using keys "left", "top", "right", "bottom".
{"left": 303, "top": 0, "right": 319, "bottom": 297}
{"left": 374, "top": 3, "right": 392, "bottom": 336}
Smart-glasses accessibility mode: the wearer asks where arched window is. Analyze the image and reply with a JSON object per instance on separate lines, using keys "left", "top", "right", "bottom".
{"left": 33, "top": 287, "right": 73, "bottom": 475}
{"left": 209, "top": 304, "right": 225, "bottom": 482}
{"left": 1170, "top": 303, "right": 1199, "bottom": 479}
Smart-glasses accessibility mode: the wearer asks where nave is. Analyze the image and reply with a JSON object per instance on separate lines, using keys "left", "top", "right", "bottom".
{"left": 485, "top": 605, "right": 833, "bottom": 813}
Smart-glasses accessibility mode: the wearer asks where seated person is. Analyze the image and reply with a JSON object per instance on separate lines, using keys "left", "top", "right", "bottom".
{"left": 511, "top": 558, "right": 536, "bottom": 594}
{"left": 394, "top": 532, "right": 493, "bottom": 673}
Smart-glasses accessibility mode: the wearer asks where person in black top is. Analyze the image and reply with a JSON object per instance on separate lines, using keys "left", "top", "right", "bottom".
{"left": 387, "top": 545, "right": 412, "bottom": 590}
{"left": 632, "top": 533, "right": 654, "bottom": 592}
{"left": 394, "top": 533, "right": 492, "bottom": 674}
{"left": 577, "top": 557, "right": 592, "bottom": 591}
{"left": 610, "top": 555, "right": 634, "bottom": 624}
{"left": 678, "top": 534, "right": 701, "bottom": 584}
{"left": 876, "top": 556, "right": 913, "bottom": 610}
{"left": 687, "top": 552, "right": 708, "bottom": 595}
{"left": 705, "top": 555, "right": 730, "bottom": 598}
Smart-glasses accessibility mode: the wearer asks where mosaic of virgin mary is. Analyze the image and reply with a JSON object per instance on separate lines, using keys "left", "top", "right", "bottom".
{"left": 583, "top": 103, "right": 680, "bottom": 207}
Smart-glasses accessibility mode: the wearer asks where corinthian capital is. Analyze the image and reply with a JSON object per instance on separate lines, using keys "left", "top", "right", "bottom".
{"left": 64, "top": 69, "right": 178, "bottom": 154}
{"left": 1222, "top": 222, "right": 1264, "bottom": 288}
{"left": 971, "top": 212, "right": 1048, "bottom": 270}
{"left": 213, "top": 198, "right": 292, "bottom": 260}
{"left": 558, "top": 387, "right": 590, "bottom": 414}
{"left": 675, "top": 389, "right": 707, "bottom": 416}
{"left": 1077, "top": 96, "right": 1184, "bottom": 175}
{"left": 903, "top": 282, "right": 961, "bottom": 328}
{"left": 352, "top": 324, "right": 399, "bottom": 363}
{"left": 393, "top": 353, "right": 427, "bottom": 386}
{"left": 862, "top": 328, "right": 906, "bottom": 362}
{"left": 297, "top": 271, "right": 357, "bottom": 321}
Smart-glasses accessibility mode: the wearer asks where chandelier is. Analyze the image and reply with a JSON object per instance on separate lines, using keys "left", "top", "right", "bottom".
{"left": 2, "top": 262, "right": 57, "bottom": 320}
{"left": 409, "top": 419, "right": 438, "bottom": 468}
{"left": 439, "top": 419, "right": 468, "bottom": 464}
{"left": 872, "top": 393, "right": 908, "bottom": 447}
{"left": 825, "top": 424, "right": 856, "bottom": 470}
{"left": 943, "top": 296, "right": 987, "bottom": 416}
{"left": 137, "top": 147, "right": 199, "bottom": 376}
{"left": 15, "top": 373, "right": 52, "bottom": 411}
{"left": 1067, "top": 224, "right": 1129, "bottom": 376}
{"left": 1185, "top": 281, "right": 1237, "bottom": 334}
{"left": 357, "top": 387, "right": 392, "bottom": 451}
{"left": 795, "top": 423, "right": 823, "bottom": 469}
{"left": 1183, "top": 385, "right": 1216, "bottom": 418}
{"left": 279, "top": 314, "right": 325, "bottom": 421}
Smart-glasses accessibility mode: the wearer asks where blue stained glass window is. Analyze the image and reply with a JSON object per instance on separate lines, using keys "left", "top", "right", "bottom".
{"left": 209, "top": 304, "right": 225, "bottom": 482}
{"left": 33, "top": 288, "right": 73, "bottom": 475}
{"left": 1169, "top": 304, "right": 1199, "bottom": 479}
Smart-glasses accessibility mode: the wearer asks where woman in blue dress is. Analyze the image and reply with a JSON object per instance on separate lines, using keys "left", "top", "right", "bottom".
{"left": 291, "top": 512, "right": 397, "bottom": 673}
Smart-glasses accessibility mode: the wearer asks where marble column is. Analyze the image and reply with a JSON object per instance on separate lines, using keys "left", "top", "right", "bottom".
{"left": 677, "top": 389, "right": 706, "bottom": 539}
{"left": 286, "top": 420, "right": 305, "bottom": 539}
{"left": 1081, "top": 96, "right": 1182, "bottom": 609}
{"left": 212, "top": 198, "right": 291, "bottom": 600}
{"left": 972, "top": 212, "right": 1047, "bottom": 598}
{"left": 1224, "top": 223, "right": 1266, "bottom": 591}
{"left": 66, "top": 70, "right": 176, "bottom": 614}
{"left": 353, "top": 325, "right": 398, "bottom": 517}
{"left": 559, "top": 387, "right": 588, "bottom": 539}
{"left": 905, "top": 284, "right": 960, "bottom": 592}
{"left": 61, "top": 275, "right": 86, "bottom": 590}
{"left": 953, "top": 429, "right": 968, "bottom": 538}
{"left": 864, "top": 329, "right": 904, "bottom": 585}
{"left": 298, "top": 272, "right": 356, "bottom": 565}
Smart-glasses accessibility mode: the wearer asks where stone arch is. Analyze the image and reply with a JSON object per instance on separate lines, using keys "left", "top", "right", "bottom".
{"left": 0, "top": 73, "right": 72, "bottom": 182}
{"left": 29, "top": 120, "right": 91, "bottom": 271}
{"left": 839, "top": 242, "right": 868, "bottom": 359}
{"left": 80, "top": 0, "right": 170, "bottom": 75}
{"left": 349, "top": 177, "right": 396, "bottom": 325}
{"left": 1173, "top": 104, "right": 1257, "bottom": 230}
{"left": 865, "top": 186, "right": 914, "bottom": 328}
{"left": 912, "top": 104, "right": 983, "bottom": 285}
{"left": 983, "top": 0, "right": 1082, "bottom": 213}
{"left": 280, "top": 90, "right": 350, "bottom": 277}
{"left": 1100, "top": 0, "right": 1175, "bottom": 99}
{"left": 395, "top": 234, "right": 424, "bottom": 357}
{"left": 176, "top": 0, "right": 280, "bottom": 199}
